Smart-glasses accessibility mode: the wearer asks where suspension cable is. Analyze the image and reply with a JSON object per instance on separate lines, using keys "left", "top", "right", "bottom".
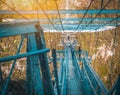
{"left": 54, "top": 0, "right": 64, "bottom": 32}
{"left": 49, "top": 27, "right": 52, "bottom": 50}
{"left": 100, "top": 0, "right": 104, "bottom": 9}
{"left": 92, "top": 0, "right": 104, "bottom": 69}
{"left": 35, "top": 0, "right": 59, "bottom": 31}
{"left": 94, "top": 9, "right": 120, "bottom": 30}
{"left": 80, "top": 0, "right": 113, "bottom": 32}
{"left": 46, "top": 0, "right": 52, "bottom": 50}
{"left": 36, "top": 0, "right": 40, "bottom": 24}
{"left": 83, "top": 0, "right": 112, "bottom": 29}
{"left": 0, "top": 0, "right": 29, "bottom": 21}
{"left": 74, "top": 0, "right": 94, "bottom": 32}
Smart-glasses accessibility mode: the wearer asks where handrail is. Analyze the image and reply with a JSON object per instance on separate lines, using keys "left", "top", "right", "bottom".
{"left": 0, "top": 48, "right": 50, "bottom": 62}
{"left": 82, "top": 60, "right": 97, "bottom": 95}
{"left": 61, "top": 69, "right": 66, "bottom": 95}
{"left": 72, "top": 52, "right": 81, "bottom": 77}
{"left": 109, "top": 75, "right": 120, "bottom": 95}
{"left": 61, "top": 59, "right": 67, "bottom": 95}
{"left": 58, "top": 57, "right": 64, "bottom": 91}
{"left": 73, "top": 51, "right": 97, "bottom": 95}
{"left": 84, "top": 57, "right": 109, "bottom": 95}
{"left": 61, "top": 48, "right": 68, "bottom": 95}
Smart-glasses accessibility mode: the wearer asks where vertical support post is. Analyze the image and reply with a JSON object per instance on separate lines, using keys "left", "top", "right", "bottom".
{"left": 115, "top": 75, "right": 120, "bottom": 95}
{"left": 52, "top": 49, "right": 60, "bottom": 95}
{"left": 62, "top": 46, "right": 68, "bottom": 95}
{"left": 26, "top": 33, "right": 44, "bottom": 95}
{"left": 0, "top": 65, "right": 3, "bottom": 84}
{"left": 59, "top": 57, "right": 63, "bottom": 91}
{"left": 35, "top": 25, "right": 54, "bottom": 95}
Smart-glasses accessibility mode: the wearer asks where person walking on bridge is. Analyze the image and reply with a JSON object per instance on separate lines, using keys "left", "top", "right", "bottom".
{"left": 78, "top": 47, "right": 82, "bottom": 58}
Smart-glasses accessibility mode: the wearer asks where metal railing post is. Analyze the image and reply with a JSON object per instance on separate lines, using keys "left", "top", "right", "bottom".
{"left": 26, "top": 33, "right": 44, "bottom": 95}
{"left": 52, "top": 49, "right": 60, "bottom": 95}
{"left": 35, "top": 25, "right": 55, "bottom": 95}
{"left": 0, "top": 65, "right": 3, "bottom": 85}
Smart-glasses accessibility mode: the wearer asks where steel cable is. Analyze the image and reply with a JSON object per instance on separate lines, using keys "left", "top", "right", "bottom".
{"left": 74, "top": 0, "right": 94, "bottom": 32}
{"left": 54, "top": 0, "right": 65, "bottom": 32}
{"left": 35, "top": 0, "right": 60, "bottom": 31}
{"left": 83, "top": 0, "right": 112, "bottom": 30}
{"left": 0, "top": 0, "right": 29, "bottom": 21}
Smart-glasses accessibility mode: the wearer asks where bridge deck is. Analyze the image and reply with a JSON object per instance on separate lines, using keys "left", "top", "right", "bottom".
{"left": 66, "top": 48, "right": 94, "bottom": 95}
{"left": 66, "top": 50, "right": 83, "bottom": 95}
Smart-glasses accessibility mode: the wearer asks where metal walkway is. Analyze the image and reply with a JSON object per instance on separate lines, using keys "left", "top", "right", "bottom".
{"left": 66, "top": 48, "right": 83, "bottom": 95}
{"left": 64, "top": 47, "right": 95, "bottom": 95}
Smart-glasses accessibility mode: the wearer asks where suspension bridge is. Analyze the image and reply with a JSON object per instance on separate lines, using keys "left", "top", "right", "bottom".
{"left": 0, "top": 0, "right": 120, "bottom": 95}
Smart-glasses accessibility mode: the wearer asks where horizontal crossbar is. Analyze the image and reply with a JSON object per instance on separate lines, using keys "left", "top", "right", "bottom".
{"left": 0, "top": 10, "right": 120, "bottom": 15}
{"left": 0, "top": 48, "right": 50, "bottom": 63}
{"left": 41, "top": 24, "right": 119, "bottom": 27}
{"left": 39, "top": 18, "right": 120, "bottom": 22}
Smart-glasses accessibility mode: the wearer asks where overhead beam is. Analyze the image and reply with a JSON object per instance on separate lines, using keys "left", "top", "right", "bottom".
{"left": 1, "top": 21, "right": 119, "bottom": 26}
{"left": 0, "top": 10, "right": 120, "bottom": 15}
{"left": 40, "top": 23, "right": 119, "bottom": 30}
{"left": 48, "top": 18, "right": 120, "bottom": 22}
{"left": 40, "top": 24, "right": 120, "bottom": 26}
{"left": 42, "top": 26, "right": 116, "bottom": 31}
{"left": 5, "top": 18, "right": 120, "bottom": 23}
{"left": 0, "top": 21, "right": 38, "bottom": 38}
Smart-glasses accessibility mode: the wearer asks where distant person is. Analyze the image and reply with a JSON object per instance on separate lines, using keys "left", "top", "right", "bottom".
{"left": 78, "top": 47, "right": 82, "bottom": 58}
{"left": 68, "top": 36, "right": 70, "bottom": 41}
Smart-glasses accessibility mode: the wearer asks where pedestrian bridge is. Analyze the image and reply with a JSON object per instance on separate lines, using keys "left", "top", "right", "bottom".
{"left": 0, "top": 26, "right": 120, "bottom": 95}
{"left": 0, "top": 0, "right": 120, "bottom": 94}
